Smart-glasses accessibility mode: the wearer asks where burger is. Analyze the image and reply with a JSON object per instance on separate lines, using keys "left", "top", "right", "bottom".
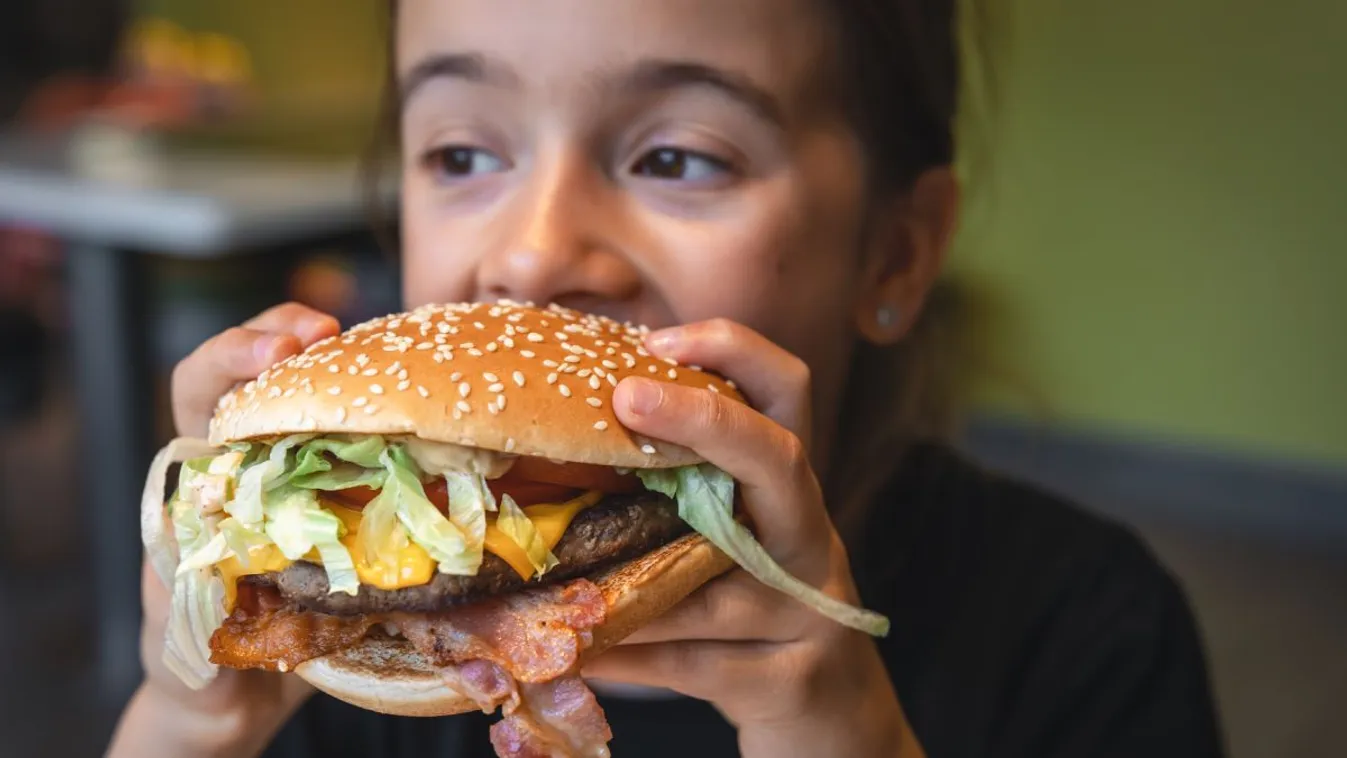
{"left": 141, "top": 301, "right": 887, "bottom": 757}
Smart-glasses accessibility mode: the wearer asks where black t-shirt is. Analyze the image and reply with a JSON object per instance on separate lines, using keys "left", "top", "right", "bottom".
{"left": 264, "top": 443, "right": 1225, "bottom": 757}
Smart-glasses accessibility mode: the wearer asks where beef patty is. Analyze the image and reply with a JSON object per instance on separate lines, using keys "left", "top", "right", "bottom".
{"left": 248, "top": 490, "right": 687, "bottom": 615}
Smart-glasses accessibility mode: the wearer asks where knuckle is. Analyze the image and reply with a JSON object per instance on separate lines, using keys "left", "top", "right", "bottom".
{"left": 785, "top": 356, "right": 812, "bottom": 396}
{"left": 779, "top": 429, "right": 811, "bottom": 481}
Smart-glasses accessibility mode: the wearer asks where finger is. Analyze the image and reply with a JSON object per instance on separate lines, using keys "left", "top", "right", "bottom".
{"left": 242, "top": 301, "right": 341, "bottom": 345}
{"left": 582, "top": 641, "right": 774, "bottom": 703}
{"left": 645, "top": 319, "right": 811, "bottom": 441}
{"left": 618, "top": 570, "right": 804, "bottom": 645}
{"left": 613, "top": 376, "right": 831, "bottom": 575}
{"left": 171, "top": 326, "right": 302, "bottom": 437}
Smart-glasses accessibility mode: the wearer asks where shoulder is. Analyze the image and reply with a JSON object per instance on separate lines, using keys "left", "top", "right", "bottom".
{"left": 859, "top": 442, "right": 1173, "bottom": 606}
{"left": 857, "top": 443, "right": 1223, "bottom": 758}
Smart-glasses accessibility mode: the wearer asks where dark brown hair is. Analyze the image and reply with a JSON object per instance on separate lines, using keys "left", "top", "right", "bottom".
{"left": 367, "top": 0, "right": 994, "bottom": 541}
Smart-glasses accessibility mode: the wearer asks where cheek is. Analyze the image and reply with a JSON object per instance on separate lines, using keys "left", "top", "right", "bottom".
{"left": 399, "top": 181, "right": 479, "bottom": 308}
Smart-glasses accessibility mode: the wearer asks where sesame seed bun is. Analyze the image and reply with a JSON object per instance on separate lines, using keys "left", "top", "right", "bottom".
{"left": 295, "top": 532, "right": 734, "bottom": 716}
{"left": 208, "top": 301, "right": 742, "bottom": 469}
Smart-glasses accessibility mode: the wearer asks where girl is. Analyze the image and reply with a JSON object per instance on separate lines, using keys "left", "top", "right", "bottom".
{"left": 109, "top": 1, "right": 1225, "bottom": 756}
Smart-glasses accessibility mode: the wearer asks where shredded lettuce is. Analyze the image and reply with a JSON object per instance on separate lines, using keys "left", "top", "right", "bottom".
{"left": 497, "top": 493, "right": 559, "bottom": 577}
{"left": 228, "top": 434, "right": 313, "bottom": 524}
{"left": 263, "top": 485, "right": 358, "bottom": 595}
{"left": 218, "top": 517, "right": 273, "bottom": 570}
{"left": 361, "top": 446, "right": 481, "bottom": 575}
{"left": 638, "top": 465, "right": 891, "bottom": 638}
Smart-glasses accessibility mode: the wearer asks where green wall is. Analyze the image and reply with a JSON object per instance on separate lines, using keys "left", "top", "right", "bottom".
{"left": 955, "top": 0, "right": 1347, "bottom": 466}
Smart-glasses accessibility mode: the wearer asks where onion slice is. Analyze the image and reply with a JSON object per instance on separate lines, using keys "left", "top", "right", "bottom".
{"left": 141, "top": 437, "right": 218, "bottom": 587}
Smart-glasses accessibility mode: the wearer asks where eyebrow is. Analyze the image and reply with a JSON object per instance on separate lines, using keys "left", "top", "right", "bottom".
{"left": 399, "top": 53, "right": 517, "bottom": 106}
{"left": 399, "top": 53, "right": 784, "bottom": 127}
{"left": 622, "top": 60, "right": 784, "bottom": 127}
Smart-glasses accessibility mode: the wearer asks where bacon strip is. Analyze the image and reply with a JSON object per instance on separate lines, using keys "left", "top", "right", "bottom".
{"left": 490, "top": 677, "right": 613, "bottom": 758}
{"left": 210, "top": 578, "right": 613, "bottom": 757}
{"left": 210, "top": 579, "right": 605, "bottom": 681}
{"left": 395, "top": 580, "right": 605, "bottom": 682}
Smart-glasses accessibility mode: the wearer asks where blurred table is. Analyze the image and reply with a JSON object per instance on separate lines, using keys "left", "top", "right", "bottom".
{"left": 0, "top": 127, "right": 389, "bottom": 702}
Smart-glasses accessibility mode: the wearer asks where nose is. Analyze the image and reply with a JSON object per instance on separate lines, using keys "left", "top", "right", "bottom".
{"left": 475, "top": 150, "right": 640, "bottom": 309}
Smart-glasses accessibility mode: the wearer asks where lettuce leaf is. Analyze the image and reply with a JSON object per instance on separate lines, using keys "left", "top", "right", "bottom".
{"left": 496, "top": 493, "right": 559, "bottom": 577}
{"left": 228, "top": 434, "right": 313, "bottom": 524}
{"left": 639, "top": 465, "right": 891, "bottom": 638}
{"left": 262, "top": 485, "right": 358, "bottom": 595}
{"left": 361, "top": 446, "right": 480, "bottom": 575}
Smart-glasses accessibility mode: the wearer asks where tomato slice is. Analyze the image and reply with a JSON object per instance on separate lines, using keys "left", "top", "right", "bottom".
{"left": 326, "top": 486, "right": 379, "bottom": 508}
{"left": 505, "top": 456, "right": 642, "bottom": 494}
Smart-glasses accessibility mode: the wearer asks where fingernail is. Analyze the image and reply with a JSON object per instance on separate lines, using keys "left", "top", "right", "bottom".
{"left": 647, "top": 328, "right": 681, "bottom": 355}
{"left": 625, "top": 378, "right": 665, "bottom": 416}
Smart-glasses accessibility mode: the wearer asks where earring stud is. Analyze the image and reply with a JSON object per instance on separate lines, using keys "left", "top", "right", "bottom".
{"left": 876, "top": 305, "right": 897, "bottom": 329}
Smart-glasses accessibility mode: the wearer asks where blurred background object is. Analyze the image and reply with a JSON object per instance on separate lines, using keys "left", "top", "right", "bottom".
{"left": 0, "top": 1, "right": 1342, "bottom": 757}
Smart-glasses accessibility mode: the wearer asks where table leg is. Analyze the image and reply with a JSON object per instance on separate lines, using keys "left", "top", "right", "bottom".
{"left": 66, "top": 244, "right": 152, "bottom": 705}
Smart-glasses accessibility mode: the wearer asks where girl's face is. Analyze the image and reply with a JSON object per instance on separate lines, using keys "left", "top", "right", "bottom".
{"left": 397, "top": 0, "right": 898, "bottom": 449}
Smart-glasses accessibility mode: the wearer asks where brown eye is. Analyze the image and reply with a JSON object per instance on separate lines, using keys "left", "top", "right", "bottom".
{"left": 423, "top": 145, "right": 507, "bottom": 180}
{"left": 631, "top": 147, "right": 729, "bottom": 181}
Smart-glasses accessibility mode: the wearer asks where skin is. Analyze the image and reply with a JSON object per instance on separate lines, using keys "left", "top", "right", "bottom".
{"left": 109, "top": 0, "right": 957, "bottom": 755}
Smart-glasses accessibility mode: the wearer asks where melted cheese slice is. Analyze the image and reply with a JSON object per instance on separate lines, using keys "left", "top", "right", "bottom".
{"left": 484, "top": 490, "right": 603, "bottom": 580}
{"left": 216, "top": 490, "right": 602, "bottom": 610}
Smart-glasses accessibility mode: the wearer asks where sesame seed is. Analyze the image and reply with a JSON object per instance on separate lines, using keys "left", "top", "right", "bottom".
{"left": 547, "top": 373, "right": 558, "bottom": 385}
{"left": 353, "top": 396, "right": 368, "bottom": 408}
{"left": 505, "top": 438, "right": 517, "bottom": 452}
{"left": 364, "top": 404, "right": 379, "bottom": 415}
{"left": 577, "top": 369, "right": 591, "bottom": 378}
{"left": 513, "top": 371, "right": 526, "bottom": 387}
{"left": 496, "top": 394, "right": 506, "bottom": 410}
{"left": 370, "top": 384, "right": 384, "bottom": 395}
{"left": 457, "top": 400, "right": 472, "bottom": 413}
{"left": 268, "top": 386, "right": 282, "bottom": 398}
{"left": 452, "top": 408, "right": 463, "bottom": 420}
{"left": 398, "top": 369, "right": 408, "bottom": 380}
{"left": 486, "top": 343, "right": 498, "bottom": 353}
{"left": 363, "top": 368, "right": 379, "bottom": 376}
{"left": 502, "top": 337, "right": 515, "bottom": 348}
{"left": 564, "top": 355, "right": 581, "bottom": 364}
{"left": 348, "top": 366, "right": 359, "bottom": 375}
{"left": 593, "top": 367, "right": 606, "bottom": 378}
{"left": 726, "top": 379, "right": 737, "bottom": 389}
{"left": 459, "top": 382, "right": 471, "bottom": 398}
{"left": 667, "top": 369, "right": 678, "bottom": 379}
{"left": 602, "top": 360, "right": 619, "bottom": 370}
{"left": 584, "top": 349, "right": 598, "bottom": 359}
{"left": 397, "top": 380, "right": 411, "bottom": 391}
{"left": 607, "top": 373, "right": 618, "bottom": 387}
{"left": 482, "top": 372, "right": 498, "bottom": 382}
{"left": 469, "top": 349, "right": 484, "bottom": 357}
{"left": 355, "top": 354, "right": 370, "bottom": 367}
{"left": 336, "top": 407, "right": 347, "bottom": 423}
{"left": 450, "top": 372, "right": 463, "bottom": 381}
{"left": 558, "top": 384, "right": 572, "bottom": 398}
{"left": 527, "top": 332, "right": 544, "bottom": 343}
{"left": 417, "top": 385, "right": 430, "bottom": 398}
{"left": 543, "top": 360, "right": 558, "bottom": 368}
{"left": 283, "top": 388, "right": 297, "bottom": 398}
{"left": 554, "top": 332, "right": 569, "bottom": 341}
{"left": 385, "top": 362, "right": 402, "bottom": 376}
{"left": 487, "top": 402, "right": 499, "bottom": 415}
{"left": 329, "top": 365, "right": 339, "bottom": 373}
{"left": 709, "top": 384, "right": 721, "bottom": 393}
{"left": 586, "top": 397, "right": 602, "bottom": 408}
{"left": 328, "top": 386, "right": 342, "bottom": 396}
{"left": 593, "top": 420, "right": 609, "bottom": 430}
{"left": 589, "top": 376, "right": 601, "bottom": 390}
{"left": 459, "top": 342, "right": 475, "bottom": 349}
{"left": 474, "top": 321, "right": 485, "bottom": 330}
{"left": 520, "top": 350, "right": 536, "bottom": 359}
{"left": 641, "top": 444, "right": 657, "bottom": 455}
{"left": 648, "top": 365, "right": 657, "bottom": 373}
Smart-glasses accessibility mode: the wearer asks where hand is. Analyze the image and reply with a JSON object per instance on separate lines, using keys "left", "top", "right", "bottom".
{"left": 109, "top": 303, "right": 339, "bottom": 758}
{"left": 582, "top": 319, "right": 925, "bottom": 758}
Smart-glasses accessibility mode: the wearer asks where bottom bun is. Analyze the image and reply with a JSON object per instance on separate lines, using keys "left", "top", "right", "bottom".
{"left": 295, "top": 533, "right": 733, "bottom": 717}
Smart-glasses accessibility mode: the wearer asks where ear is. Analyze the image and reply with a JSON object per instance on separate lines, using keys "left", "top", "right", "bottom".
{"left": 854, "top": 167, "right": 960, "bottom": 344}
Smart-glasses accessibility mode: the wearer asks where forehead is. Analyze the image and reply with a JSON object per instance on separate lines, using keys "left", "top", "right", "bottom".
{"left": 396, "top": 0, "right": 838, "bottom": 109}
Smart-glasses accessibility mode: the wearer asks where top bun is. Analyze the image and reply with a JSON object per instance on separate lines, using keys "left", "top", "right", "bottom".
{"left": 208, "top": 301, "right": 742, "bottom": 469}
